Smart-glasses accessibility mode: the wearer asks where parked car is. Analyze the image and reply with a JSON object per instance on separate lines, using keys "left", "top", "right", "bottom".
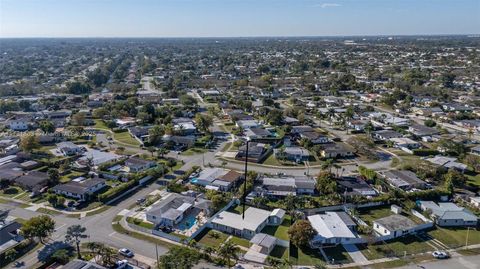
{"left": 114, "top": 260, "right": 129, "bottom": 269}
{"left": 432, "top": 251, "right": 449, "bottom": 259}
{"left": 118, "top": 248, "right": 134, "bottom": 258}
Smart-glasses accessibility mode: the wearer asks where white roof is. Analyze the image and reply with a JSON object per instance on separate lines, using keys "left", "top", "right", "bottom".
{"left": 177, "top": 202, "right": 193, "bottom": 212}
{"left": 308, "top": 212, "right": 356, "bottom": 240}
{"left": 211, "top": 207, "right": 271, "bottom": 232}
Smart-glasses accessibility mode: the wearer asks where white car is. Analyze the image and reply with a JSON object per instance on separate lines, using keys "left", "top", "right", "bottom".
{"left": 118, "top": 248, "right": 134, "bottom": 258}
{"left": 115, "top": 260, "right": 129, "bottom": 269}
{"left": 432, "top": 251, "right": 449, "bottom": 259}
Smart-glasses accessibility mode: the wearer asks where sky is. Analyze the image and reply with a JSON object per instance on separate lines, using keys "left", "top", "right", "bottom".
{"left": 0, "top": 0, "right": 479, "bottom": 37}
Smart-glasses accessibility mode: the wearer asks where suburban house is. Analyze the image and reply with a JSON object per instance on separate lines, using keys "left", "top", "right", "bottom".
{"left": 0, "top": 212, "right": 23, "bottom": 255}
{"left": 173, "top": 118, "right": 196, "bottom": 135}
{"left": 308, "top": 212, "right": 358, "bottom": 248}
{"left": 236, "top": 120, "right": 261, "bottom": 129}
{"left": 337, "top": 176, "right": 378, "bottom": 197}
{"left": 163, "top": 135, "right": 196, "bottom": 149}
{"left": 128, "top": 126, "right": 152, "bottom": 144}
{"left": 347, "top": 120, "right": 369, "bottom": 132}
{"left": 408, "top": 124, "right": 440, "bottom": 137}
{"left": 274, "top": 146, "right": 310, "bottom": 163}
{"left": 125, "top": 157, "right": 156, "bottom": 172}
{"left": 210, "top": 207, "right": 284, "bottom": 239}
{"left": 425, "top": 156, "right": 468, "bottom": 172}
{"left": 146, "top": 193, "right": 212, "bottom": 228}
{"left": 419, "top": 201, "right": 478, "bottom": 227}
{"left": 373, "top": 130, "right": 402, "bottom": 141}
{"left": 76, "top": 149, "right": 122, "bottom": 168}
{"left": 52, "top": 177, "right": 106, "bottom": 201}
{"left": 245, "top": 233, "right": 278, "bottom": 262}
{"left": 258, "top": 176, "right": 316, "bottom": 197}
{"left": 298, "top": 132, "right": 330, "bottom": 144}
{"left": 373, "top": 214, "right": 428, "bottom": 239}
{"left": 60, "top": 260, "right": 106, "bottom": 269}
{"left": 7, "top": 115, "right": 34, "bottom": 131}
{"left": 14, "top": 171, "right": 49, "bottom": 192}
{"left": 380, "top": 170, "right": 427, "bottom": 191}
{"left": 191, "top": 168, "right": 244, "bottom": 191}
{"left": 389, "top": 137, "right": 421, "bottom": 150}
{"left": 56, "top": 142, "right": 84, "bottom": 156}
{"left": 320, "top": 143, "right": 354, "bottom": 159}
{"left": 244, "top": 128, "right": 273, "bottom": 140}
{"left": 236, "top": 142, "right": 269, "bottom": 163}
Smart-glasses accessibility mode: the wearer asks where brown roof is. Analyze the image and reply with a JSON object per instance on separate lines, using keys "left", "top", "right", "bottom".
{"left": 219, "top": 170, "right": 243, "bottom": 183}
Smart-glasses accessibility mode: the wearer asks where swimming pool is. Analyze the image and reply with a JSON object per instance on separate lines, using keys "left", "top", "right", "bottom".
{"left": 190, "top": 178, "right": 199, "bottom": 184}
{"left": 177, "top": 215, "right": 197, "bottom": 231}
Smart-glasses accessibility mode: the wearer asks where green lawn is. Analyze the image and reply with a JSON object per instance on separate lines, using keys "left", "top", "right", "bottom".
{"left": 194, "top": 228, "right": 229, "bottom": 248}
{"left": 0, "top": 186, "right": 24, "bottom": 198}
{"left": 126, "top": 217, "right": 155, "bottom": 229}
{"left": 227, "top": 204, "right": 249, "bottom": 215}
{"left": 229, "top": 236, "right": 251, "bottom": 248}
{"left": 357, "top": 206, "right": 394, "bottom": 226}
{"left": 263, "top": 153, "right": 282, "bottom": 166}
{"left": 428, "top": 227, "right": 480, "bottom": 248}
{"left": 60, "top": 170, "right": 86, "bottom": 183}
{"left": 466, "top": 173, "right": 480, "bottom": 187}
{"left": 113, "top": 130, "right": 140, "bottom": 146}
{"left": 361, "top": 235, "right": 433, "bottom": 258}
{"left": 290, "top": 246, "right": 326, "bottom": 266}
{"left": 261, "top": 217, "right": 291, "bottom": 241}
{"left": 180, "top": 147, "right": 208, "bottom": 156}
{"left": 93, "top": 119, "right": 110, "bottom": 130}
{"left": 322, "top": 245, "right": 352, "bottom": 264}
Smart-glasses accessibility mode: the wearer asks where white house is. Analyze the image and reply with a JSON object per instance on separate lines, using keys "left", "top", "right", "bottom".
{"left": 308, "top": 212, "right": 358, "bottom": 248}
{"left": 373, "top": 214, "right": 429, "bottom": 239}
{"left": 52, "top": 177, "right": 106, "bottom": 201}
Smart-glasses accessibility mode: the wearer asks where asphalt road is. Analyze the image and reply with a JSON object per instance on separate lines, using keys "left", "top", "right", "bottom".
{"left": 1, "top": 180, "right": 169, "bottom": 268}
{"left": 396, "top": 255, "right": 480, "bottom": 269}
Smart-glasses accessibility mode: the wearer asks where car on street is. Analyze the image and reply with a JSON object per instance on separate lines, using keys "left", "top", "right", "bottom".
{"left": 432, "top": 251, "right": 449, "bottom": 259}
{"left": 118, "top": 248, "right": 134, "bottom": 258}
{"left": 114, "top": 260, "right": 129, "bottom": 269}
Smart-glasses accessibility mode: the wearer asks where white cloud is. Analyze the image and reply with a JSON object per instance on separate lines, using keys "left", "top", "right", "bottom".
{"left": 314, "top": 3, "right": 342, "bottom": 9}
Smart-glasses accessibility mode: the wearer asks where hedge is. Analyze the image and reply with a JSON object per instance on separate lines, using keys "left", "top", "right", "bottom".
{"left": 413, "top": 149, "right": 439, "bottom": 156}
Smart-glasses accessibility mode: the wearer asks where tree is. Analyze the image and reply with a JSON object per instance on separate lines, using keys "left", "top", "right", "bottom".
{"left": 19, "top": 134, "right": 39, "bottom": 152}
{"left": 194, "top": 113, "right": 213, "bottom": 133}
{"left": 464, "top": 154, "right": 480, "bottom": 173}
{"left": 39, "top": 120, "right": 55, "bottom": 133}
{"left": 157, "top": 146, "right": 169, "bottom": 158}
{"left": 51, "top": 249, "right": 71, "bottom": 264}
{"left": 47, "top": 193, "right": 59, "bottom": 207}
{"left": 424, "top": 119, "right": 436, "bottom": 127}
{"left": 316, "top": 171, "right": 337, "bottom": 195}
{"left": 158, "top": 246, "right": 201, "bottom": 269}
{"left": 71, "top": 112, "right": 86, "bottom": 126}
{"left": 443, "top": 169, "right": 466, "bottom": 188}
{"left": 21, "top": 215, "right": 55, "bottom": 243}
{"left": 217, "top": 240, "right": 240, "bottom": 266}
{"left": 47, "top": 168, "right": 60, "bottom": 186}
{"left": 67, "top": 81, "right": 92, "bottom": 94}
{"left": 288, "top": 220, "right": 316, "bottom": 248}
{"left": 148, "top": 125, "right": 165, "bottom": 145}
{"left": 266, "top": 109, "right": 284, "bottom": 125}
{"left": 65, "top": 225, "right": 88, "bottom": 259}
{"left": 4, "top": 248, "right": 18, "bottom": 262}
{"left": 147, "top": 146, "right": 156, "bottom": 157}
{"left": 440, "top": 72, "right": 456, "bottom": 88}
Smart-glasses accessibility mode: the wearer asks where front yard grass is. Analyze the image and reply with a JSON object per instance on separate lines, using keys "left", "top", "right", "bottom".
{"left": 322, "top": 245, "right": 352, "bottom": 264}
{"left": 113, "top": 130, "right": 140, "bottom": 146}
{"left": 428, "top": 227, "right": 480, "bottom": 247}
{"left": 0, "top": 186, "right": 24, "bottom": 198}
{"left": 361, "top": 235, "right": 433, "bottom": 258}
{"left": 180, "top": 147, "right": 208, "bottom": 156}
{"left": 357, "top": 206, "right": 393, "bottom": 226}
{"left": 126, "top": 217, "right": 155, "bottom": 229}
{"left": 290, "top": 246, "right": 326, "bottom": 266}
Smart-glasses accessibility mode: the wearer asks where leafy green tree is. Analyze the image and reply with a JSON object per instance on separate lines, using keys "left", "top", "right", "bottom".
{"left": 4, "top": 248, "right": 18, "bottom": 262}
{"left": 39, "top": 120, "right": 55, "bottom": 133}
{"left": 158, "top": 246, "right": 201, "bottom": 269}
{"left": 217, "top": 240, "right": 240, "bottom": 266}
{"left": 65, "top": 225, "right": 88, "bottom": 259}
{"left": 316, "top": 171, "right": 337, "bottom": 195}
{"left": 21, "top": 215, "right": 55, "bottom": 243}
{"left": 288, "top": 220, "right": 316, "bottom": 248}
{"left": 51, "top": 249, "right": 71, "bottom": 264}
{"left": 47, "top": 169, "right": 60, "bottom": 186}
{"left": 194, "top": 113, "right": 213, "bottom": 134}
{"left": 19, "top": 134, "right": 39, "bottom": 152}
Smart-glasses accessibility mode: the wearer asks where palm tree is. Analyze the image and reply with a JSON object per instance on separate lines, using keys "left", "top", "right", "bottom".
{"left": 86, "top": 242, "right": 103, "bottom": 263}
{"left": 217, "top": 241, "right": 240, "bottom": 266}
{"left": 321, "top": 158, "right": 336, "bottom": 174}
{"left": 157, "top": 146, "right": 168, "bottom": 158}
{"left": 65, "top": 225, "right": 88, "bottom": 259}
{"left": 147, "top": 146, "right": 156, "bottom": 157}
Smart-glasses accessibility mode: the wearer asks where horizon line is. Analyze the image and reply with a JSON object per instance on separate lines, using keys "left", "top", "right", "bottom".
{"left": 1, "top": 33, "right": 479, "bottom": 39}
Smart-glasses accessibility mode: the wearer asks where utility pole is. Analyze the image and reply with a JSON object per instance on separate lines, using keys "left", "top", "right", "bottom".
{"left": 242, "top": 139, "right": 250, "bottom": 220}
{"left": 465, "top": 226, "right": 470, "bottom": 248}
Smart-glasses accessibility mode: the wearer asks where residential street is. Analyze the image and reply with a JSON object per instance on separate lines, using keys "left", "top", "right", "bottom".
{"left": 396, "top": 255, "right": 480, "bottom": 269}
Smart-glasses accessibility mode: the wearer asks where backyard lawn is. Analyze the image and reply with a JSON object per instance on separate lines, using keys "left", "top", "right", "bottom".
{"left": 466, "top": 173, "right": 480, "bottom": 187}
{"left": 428, "top": 227, "right": 480, "bottom": 247}
{"left": 227, "top": 204, "right": 249, "bottom": 215}
{"left": 261, "top": 217, "right": 291, "bottom": 241}
{"left": 229, "top": 236, "right": 251, "bottom": 248}
{"left": 194, "top": 228, "right": 229, "bottom": 248}
{"left": 357, "top": 206, "right": 393, "bottom": 225}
